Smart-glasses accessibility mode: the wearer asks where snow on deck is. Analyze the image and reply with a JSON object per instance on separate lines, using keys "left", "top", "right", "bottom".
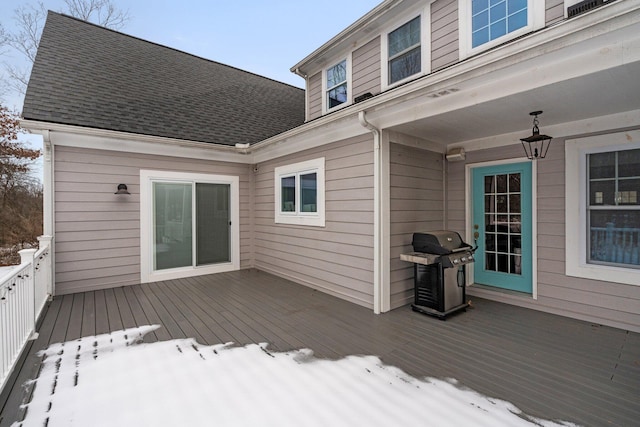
{"left": 17, "top": 326, "right": 578, "bottom": 427}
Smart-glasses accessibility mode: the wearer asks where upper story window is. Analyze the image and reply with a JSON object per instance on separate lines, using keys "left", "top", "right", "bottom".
{"left": 565, "top": 131, "right": 640, "bottom": 286}
{"left": 471, "top": 0, "right": 527, "bottom": 48}
{"left": 322, "top": 57, "right": 351, "bottom": 113}
{"left": 326, "top": 60, "right": 347, "bottom": 109}
{"left": 275, "top": 158, "right": 325, "bottom": 227}
{"left": 388, "top": 16, "right": 421, "bottom": 85}
{"left": 459, "top": 0, "right": 545, "bottom": 59}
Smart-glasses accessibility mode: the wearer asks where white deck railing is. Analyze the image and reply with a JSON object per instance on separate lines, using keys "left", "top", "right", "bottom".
{"left": 0, "top": 236, "right": 52, "bottom": 396}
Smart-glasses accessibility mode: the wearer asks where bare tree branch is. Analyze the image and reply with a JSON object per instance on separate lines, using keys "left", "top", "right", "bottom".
{"left": 3, "top": 63, "right": 30, "bottom": 95}
{"left": 8, "top": 2, "right": 47, "bottom": 63}
{"left": 1, "top": 0, "right": 131, "bottom": 99}
{"left": 63, "top": 0, "right": 130, "bottom": 30}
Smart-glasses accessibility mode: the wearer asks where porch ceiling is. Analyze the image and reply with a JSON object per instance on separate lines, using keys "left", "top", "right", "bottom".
{"left": 387, "top": 59, "right": 640, "bottom": 148}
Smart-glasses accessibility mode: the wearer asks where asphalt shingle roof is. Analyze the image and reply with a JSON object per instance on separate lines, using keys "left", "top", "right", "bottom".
{"left": 23, "top": 12, "right": 306, "bottom": 146}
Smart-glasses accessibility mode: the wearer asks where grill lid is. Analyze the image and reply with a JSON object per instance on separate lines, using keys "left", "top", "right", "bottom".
{"left": 412, "top": 230, "right": 471, "bottom": 255}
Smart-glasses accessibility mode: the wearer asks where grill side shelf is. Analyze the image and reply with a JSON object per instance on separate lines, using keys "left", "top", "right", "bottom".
{"left": 400, "top": 252, "right": 440, "bottom": 265}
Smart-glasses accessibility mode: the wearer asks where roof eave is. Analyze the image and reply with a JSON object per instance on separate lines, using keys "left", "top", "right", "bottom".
{"left": 289, "top": 0, "right": 405, "bottom": 75}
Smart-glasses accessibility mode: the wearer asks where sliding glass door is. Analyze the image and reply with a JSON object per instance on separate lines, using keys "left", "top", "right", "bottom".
{"left": 142, "top": 171, "right": 239, "bottom": 282}
{"left": 152, "top": 181, "right": 231, "bottom": 272}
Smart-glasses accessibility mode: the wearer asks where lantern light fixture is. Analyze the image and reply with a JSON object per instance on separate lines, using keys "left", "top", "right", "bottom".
{"left": 520, "top": 111, "right": 552, "bottom": 160}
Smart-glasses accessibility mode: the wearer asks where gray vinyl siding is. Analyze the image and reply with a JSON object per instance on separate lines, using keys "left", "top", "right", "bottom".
{"left": 546, "top": 0, "right": 565, "bottom": 25}
{"left": 253, "top": 134, "right": 375, "bottom": 308}
{"left": 307, "top": 72, "right": 322, "bottom": 121}
{"left": 54, "top": 145, "right": 252, "bottom": 295}
{"left": 431, "top": 0, "right": 459, "bottom": 71}
{"left": 446, "top": 141, "right": 640, "bottom": 331}
{"left": 352, "top": 36, "right": 381, "bottom": 100}
{"left": 389, "top": 143, "right": 444, "bottom": 309}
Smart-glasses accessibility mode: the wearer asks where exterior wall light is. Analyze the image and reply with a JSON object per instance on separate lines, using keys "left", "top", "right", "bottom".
{"left": 115, "top": 184, "right": 130, "bottom": 195}
{"left": 520, "top": 111, "right": 552, "bottom": 160}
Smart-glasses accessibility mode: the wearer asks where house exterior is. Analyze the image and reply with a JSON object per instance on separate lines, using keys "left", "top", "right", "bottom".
{"left": 22, "top": 1, "right": 640, "bottom": 332}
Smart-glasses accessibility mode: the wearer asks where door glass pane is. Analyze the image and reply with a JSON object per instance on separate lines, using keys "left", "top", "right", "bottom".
{"left": 196, "top": 183, "right": 230, "bottom": 266}
{"left": 153, "top": 182, "right": 192, "bottom": 271}
{"left": 509, "top": 173, "right": 520, "bottom": 192}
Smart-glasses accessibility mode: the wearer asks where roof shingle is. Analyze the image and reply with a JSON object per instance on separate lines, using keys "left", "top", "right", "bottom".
{"left": 23, "top": 12, "right": 306, "bottom": 146}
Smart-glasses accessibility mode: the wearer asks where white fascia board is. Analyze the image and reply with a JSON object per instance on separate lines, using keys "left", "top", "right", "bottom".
{"left": 251, "top": 115, "right": 371, "bottom": 163}
{"left": 20, "top": 120, "right": 250, "bottom": 164}
{"left": 448, "top": 109, "right": 640, "bottom": 153}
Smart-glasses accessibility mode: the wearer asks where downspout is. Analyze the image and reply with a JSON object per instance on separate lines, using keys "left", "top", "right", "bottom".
{"left": 293, "top": 68, "right": 309, "bottom": 123}
{"left": 358, "top": 111, "right": 389, "bottom": 314}
{"left": 42, "top": 130, "right": 55, "bottom": 297}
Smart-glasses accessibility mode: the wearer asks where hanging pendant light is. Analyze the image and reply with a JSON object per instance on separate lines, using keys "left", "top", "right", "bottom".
{"left": 520, "top": 111, "right": 552, "bottom": 160}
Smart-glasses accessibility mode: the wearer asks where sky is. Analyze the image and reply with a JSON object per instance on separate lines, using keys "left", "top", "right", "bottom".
{"left": 18, "top": 325, "right": 578, "bottom": 426}
{"left": 0, "top": 0, "right": 383, "bottom": 110}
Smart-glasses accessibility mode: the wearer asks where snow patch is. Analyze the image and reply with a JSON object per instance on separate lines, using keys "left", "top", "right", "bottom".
{"left": 17, "top": 325, "right": 579, "bottom": 427}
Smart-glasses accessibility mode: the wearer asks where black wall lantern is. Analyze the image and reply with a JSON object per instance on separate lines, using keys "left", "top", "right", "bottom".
{"left": 115, "top": 184, "right": 130, "bottom": 195}
{"left": 520, "top": 111, "right": 552, "bottom": 160}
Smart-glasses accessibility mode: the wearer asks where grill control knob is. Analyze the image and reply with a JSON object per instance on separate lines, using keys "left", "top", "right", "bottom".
{"left": 469, "top": 254, "right": 474, "bottom": 260}
{"left": 453, "top": 259, "right": 459, "bottom": 264}
{"left": 461, "top": 257, "right": 467, "bottom": 262}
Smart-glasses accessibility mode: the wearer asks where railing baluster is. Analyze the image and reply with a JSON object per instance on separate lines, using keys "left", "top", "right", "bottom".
{"left": 0, "top": 237, "right": 52, "bottom": 395}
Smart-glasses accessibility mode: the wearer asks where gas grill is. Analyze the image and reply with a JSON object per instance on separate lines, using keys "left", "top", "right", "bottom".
{"left": 400, "top": 230, "right": 476, "bottom": 319}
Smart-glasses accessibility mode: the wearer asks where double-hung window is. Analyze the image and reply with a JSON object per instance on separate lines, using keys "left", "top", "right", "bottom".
{"left": 387, "top": 16, "right": 421, "bottom": 85}
{"left": 275, "top": 158, "right": 325, "bottom": 227}
{"left": 459, "top": 0, "right": 545, "bottom": 58}
{"left": 566, "top": 131, "right": 640, "bottom": 286}
{"left": 326, "top": 60, "right": 348, "bottom": 110}
{"left": 587, "top": 149, "right": 640, "bottom": 268}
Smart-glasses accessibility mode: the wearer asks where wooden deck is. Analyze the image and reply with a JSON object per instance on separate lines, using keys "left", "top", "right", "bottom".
{"left": 1, "top": 269, "right": 639, "bottom": 426}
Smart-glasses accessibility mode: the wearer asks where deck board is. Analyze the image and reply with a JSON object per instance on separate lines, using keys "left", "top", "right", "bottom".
{"left": 1, "top": 269, "right": 639, "bottom": 427}
{"left": 80, "top": 291, "right": 96, "bottom": 337}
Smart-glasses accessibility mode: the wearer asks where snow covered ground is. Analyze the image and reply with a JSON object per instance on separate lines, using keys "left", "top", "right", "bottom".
{"left": 18, "top": 325, "right": 578, "bottom": 427}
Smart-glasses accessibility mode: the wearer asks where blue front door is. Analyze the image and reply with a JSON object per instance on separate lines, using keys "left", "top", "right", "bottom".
{"left": 472, "top": 162, "right": 533, "bottom": 293}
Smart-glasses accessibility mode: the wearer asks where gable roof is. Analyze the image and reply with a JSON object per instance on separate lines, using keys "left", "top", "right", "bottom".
{"left": 23, "top": 12, "right": 305, "bottom": 146}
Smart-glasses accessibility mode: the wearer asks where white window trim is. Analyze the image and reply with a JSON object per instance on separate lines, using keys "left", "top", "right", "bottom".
{"left": 322, "top": 56, "right": 352, "bottom": 114}
{"left": 458, "top": 0, "right": 545, "bottom": 60}
{"left": 565, "top": 130, "right": 640, "bottom": 286}
{"left": 274, "top": 158, "right": 325, "bottom": 227}
{"left": 380, "top": 4, "right": 431, "bottom": 91}
{"left": 140, "top": 170, "right": 240, "bottom": 283}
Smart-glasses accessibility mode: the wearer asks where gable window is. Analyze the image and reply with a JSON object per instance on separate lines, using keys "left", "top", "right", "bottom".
{"left": 326, "top": 60, "right": 347, "bottom": 110}
{"left": 459, "top": 0, "right": 545, "bottom": 58}
{"left": 566, "top": 131, "right": 640, "bottom": 286}
{"left": 388, "top": 16, "right": 421, "bottom": 85}
{"left": 275, "top": 158, "right": 325, "bottom": 227}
